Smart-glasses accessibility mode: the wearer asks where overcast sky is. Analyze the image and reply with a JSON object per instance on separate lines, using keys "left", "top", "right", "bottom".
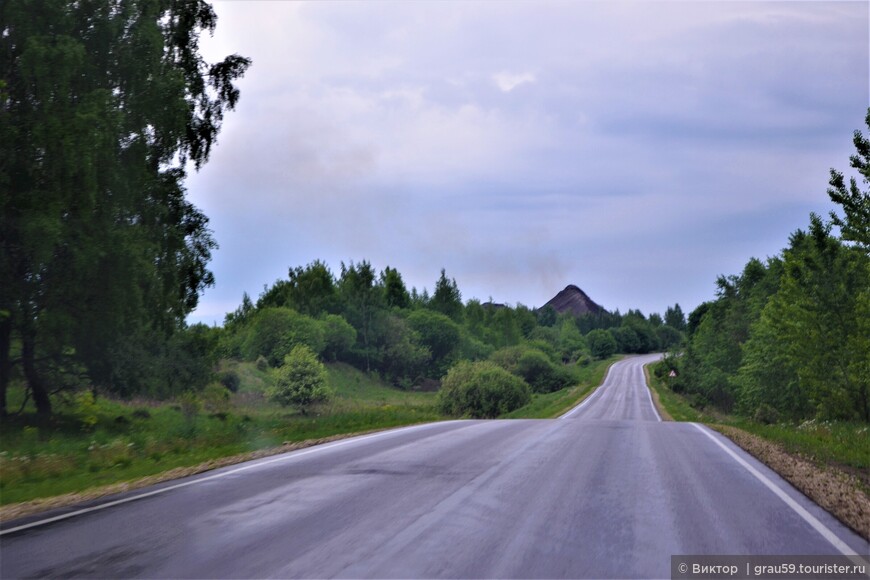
{"left": 186, "top": 1, "right": 868, "bottom": 325}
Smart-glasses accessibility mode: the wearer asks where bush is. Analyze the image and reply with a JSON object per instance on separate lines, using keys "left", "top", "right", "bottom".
{"left": 202, "top": 383, "right": 231, "bottom": 414}
{"left": 321, "top": 314, "right": 357, "bottom": 361}
{"left": 488, "top": 345, "right": 527, "bottom": 374}
{"left": 71, "top": 390, "right": 100, "bottom": 432}
{"left": 587, "top": 329, "right": 617, "bottom": 359}
{"left": 243, "top": 307, "right": 326, "bottom": 366}
{"left": 218, "top": 370, "right": 241, "bottom": 393}
{"left": 255, "top": 355, "right": 269, "bottom": 371}
{"left": 438, "top": 361, "right": 531, "bottom": 418}
{"left": 516, "top": 349, "right": 573, "bottom": 393}
{"left": 489, "top": 345, "right": 574, "bottom": 393}
{"left": 267, "top": 345, "right": 331, "bottom": 411}
{"left": 753, "top": 403, "right": 780, "bottom": 425}
{"left": 407, "top": 309, "right": 461, "bottom": 376}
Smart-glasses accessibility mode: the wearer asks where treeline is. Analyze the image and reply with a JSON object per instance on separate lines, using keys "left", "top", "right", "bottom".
{"left": 657, "top": 111, "right": 870, "bottom": 423}
{"left": 214, "top": 262, "right": 685, "bottom": 398}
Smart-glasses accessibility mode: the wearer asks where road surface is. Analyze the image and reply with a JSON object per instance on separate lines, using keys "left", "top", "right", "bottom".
{"left": 1, "top": 354, "right": 867, "bottom": 578}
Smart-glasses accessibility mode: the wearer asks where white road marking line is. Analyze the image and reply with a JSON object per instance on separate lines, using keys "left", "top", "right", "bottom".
{"left": 560, "top": 362, "right": 616, "bottom": 419}
{"left": 691, "top": 423, "right": 858, "bottom": 556}
{"left": 0, "top": 421, "right": 449, "bottom": 536}
{"left": 641, "top": 360, "right": 662, "bottom": 422}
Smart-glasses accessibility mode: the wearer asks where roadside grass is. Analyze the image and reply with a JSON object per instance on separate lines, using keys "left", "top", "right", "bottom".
{"left": 504, "top": 356, "right": 621, "bottom": 419}
{"left": 645, "top": 370, "right": 870, "bottom": 475}
{"left": 0, "top": 363, "right": 439, "bottom": 506}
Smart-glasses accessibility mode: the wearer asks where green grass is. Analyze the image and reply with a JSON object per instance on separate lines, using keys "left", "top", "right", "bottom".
{"left": 0, "top": 362, "right": 440, "bottom": 506}
{"left": 646, "top": 369, "right": 870, "bottom": 472}
{"left": 728, "top": 419, "right": 869, "bottom": 471}
{"left": 504, "top": 356, "right": 621, "bottom": 419}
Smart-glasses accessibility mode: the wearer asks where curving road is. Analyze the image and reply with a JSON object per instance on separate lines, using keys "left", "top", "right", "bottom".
{"left": 1, "top": 355, "right": 867, "bottom": 578}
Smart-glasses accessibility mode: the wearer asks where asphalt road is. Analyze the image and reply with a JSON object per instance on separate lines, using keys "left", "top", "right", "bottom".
{"left": 2, "top": 354, "right": 867, "bottom": 578}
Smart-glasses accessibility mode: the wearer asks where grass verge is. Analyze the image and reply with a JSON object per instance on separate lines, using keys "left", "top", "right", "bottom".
{"left": 645, "top": 365, "right": 870, "bottom": 541}
{"left": 0, "top": 363, "right": 439, "bottom": 513}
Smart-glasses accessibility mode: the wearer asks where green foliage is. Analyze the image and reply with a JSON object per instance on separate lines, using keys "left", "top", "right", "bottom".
{"left": 536, "top": 305, "right": 557, "bottom": 327}
{"left": 587, "top": 329, "right": 617, "bottom": 359}
{"left": 664, "top": 304, "right": 687, "bottom": 331}
{"left": 267, "top": 345, "right": 331, "bottom": 411}
{"left": 609, "top": 326, "right": 640, "bottom": 354}
{"left": 218, "top": 370, "right": 241, "bottom": 393}
{"left": 381, "top": 266, "right": 410, "bottom": 309}
{"left": 0, "top": 0, "right": 250, "bottom": 415}
{"left": 504, "top": 356, "right": 619, "bottom": 419}
{"left": 457, "top": 328, "right": 494, "bottom": 361}
{"left": 202, "top": 383, "right": 231, "bottom": 415}
{"left": 737, "top": 217, "right": 869, "bottom": 421}
{"left": 828, "top": 108, "right": 870, "bottom": 251}
{"left": 0, "top": 364, "right": 439, "bottom": 505}
{"left": 438, "top": 361, "right": 531, "bottom": 418}
{"left": 430, "top": 269, "right": 463, "bottom": 321}
{"left": 378, "top": 315, "right": 430, "bottom": 387}
{"left": 320, "top": 314, "right": 357, "bottom": 362}
{"left": 671, "top": 113, "right": 870, "bottom": 423}
{"left": 258, "top": 261, "right": 338, "bottom": 315}
{"left": 515, "top": 349, "right": 574, "bottom": 393}
{"left": 655, "top": 325, "right": 684, "bottom": 350}
{"left": 338, "top": 261, "right": 383, "bottom": 371}
{"left": 243, "top": 308, "right": 326, "bottom": 367}
{"left": 488, "top": 345, "right": 573, "bottom": 393}
{"left": 556, "top": 317, "right": 588, "bottom": 362}
{"left": 406, "top": 309, "right": 460, "bottom": 376}
{"left": 71, "top": 391, "right": 99, "bottom": 432}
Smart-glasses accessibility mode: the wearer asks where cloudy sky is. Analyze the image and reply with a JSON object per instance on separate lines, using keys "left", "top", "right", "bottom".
{"left": 186, "top": 1, "right": 868, "bottom": 325}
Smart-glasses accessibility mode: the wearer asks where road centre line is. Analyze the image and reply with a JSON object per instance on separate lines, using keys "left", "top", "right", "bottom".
{"left": 0, "top": 421, "right": 448, "bottom": 537}
{"left": 691, "top": 423, "right": 857, "bottom": 557}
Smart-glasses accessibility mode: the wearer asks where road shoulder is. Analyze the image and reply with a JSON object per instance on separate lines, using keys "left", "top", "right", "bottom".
{"left": 643, "top": 362, "right": 870, "bottom": 542}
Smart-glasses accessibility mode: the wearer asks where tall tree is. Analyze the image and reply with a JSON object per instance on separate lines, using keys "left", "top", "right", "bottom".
{"left": 0, "top": 0, "right": 250, "bottom": 414}
{"left": 338, "top": 261, "right": 383, "bottom": 371}
{"left": 828, "top": 108, "right": 870, "bottom": 251}
{"left": 430, "top": 269, "right": 462, "bottom": 321}
{"left": 664, "top": 304, "right": 686, "bottom": 331}
{"left": 381, "top": 266, "right": 410, "bottom": 309}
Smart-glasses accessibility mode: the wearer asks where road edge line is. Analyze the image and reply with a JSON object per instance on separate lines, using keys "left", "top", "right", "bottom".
{"left": 641, "top": 358, "right": 662, "bottom": 422}
{"left": 559, "top": 360, "right": 617, "bottom": 419}
{"left": 0, "top": 421, "right": 448, "bottom": 536}
{"left": 691, "top": 423, "right": 859, "bottom": 556}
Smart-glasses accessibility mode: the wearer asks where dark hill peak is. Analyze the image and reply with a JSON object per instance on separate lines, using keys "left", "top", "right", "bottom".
{"left": 543, "top": 285, "right": 604, "bottom": 317}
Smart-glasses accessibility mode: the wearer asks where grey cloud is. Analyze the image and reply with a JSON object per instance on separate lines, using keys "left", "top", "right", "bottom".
{"left": 187, "top": 1, "right": 868, "bottom": 325}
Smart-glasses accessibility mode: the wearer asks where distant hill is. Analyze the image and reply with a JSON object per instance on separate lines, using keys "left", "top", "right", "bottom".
{"left": 542, "top": 285, "right": 604, "bottom": 317}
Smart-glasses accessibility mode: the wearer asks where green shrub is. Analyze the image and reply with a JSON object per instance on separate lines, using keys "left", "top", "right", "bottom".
{"left": 321, "top": 314, "right": 357, "bottom": 361}
{"left": 516, "top": 349, "right": 561, "bottom": 393}
{"left": 255, "top": 355, "right": 269, "bottom": 371}
{"left": 267, "top": 345, "right": 331, "bottom": 412}
{"left": 218, "top": 370, "right": 241, "bottom": 393}
{"left": 243, "top": 307, "right": 326, "bottom": 366}
{"left": 438, "top": 361, "right": 531, "bottom": 418}
{"left": 587, "top": 329, "right": 617, "bottom": 359}
{"left": 202, "top": 383, "right": 231, "bottom": 414}
{"left": 71, "top": 390, "right": 100, "bottom": 432}
{"left": 488, "top": 345, "right": 527, "bottom": 374}
{"left": 753, "top": 403, "right": 780, "bottom": 425}
{"left": 489, "top": 345, "right": 574, "bottom": 393}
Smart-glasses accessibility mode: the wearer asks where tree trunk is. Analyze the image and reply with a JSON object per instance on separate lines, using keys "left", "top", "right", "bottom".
{"left": 22, "top": 332, "right": 51, "bottom": 417}
{"left": 0, "top": 315, "right": 9, "bottom": 417}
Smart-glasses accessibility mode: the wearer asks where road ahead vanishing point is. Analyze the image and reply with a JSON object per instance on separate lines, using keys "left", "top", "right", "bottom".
{"left": 2, "top": 355, "right": 867, "bottom": 578}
